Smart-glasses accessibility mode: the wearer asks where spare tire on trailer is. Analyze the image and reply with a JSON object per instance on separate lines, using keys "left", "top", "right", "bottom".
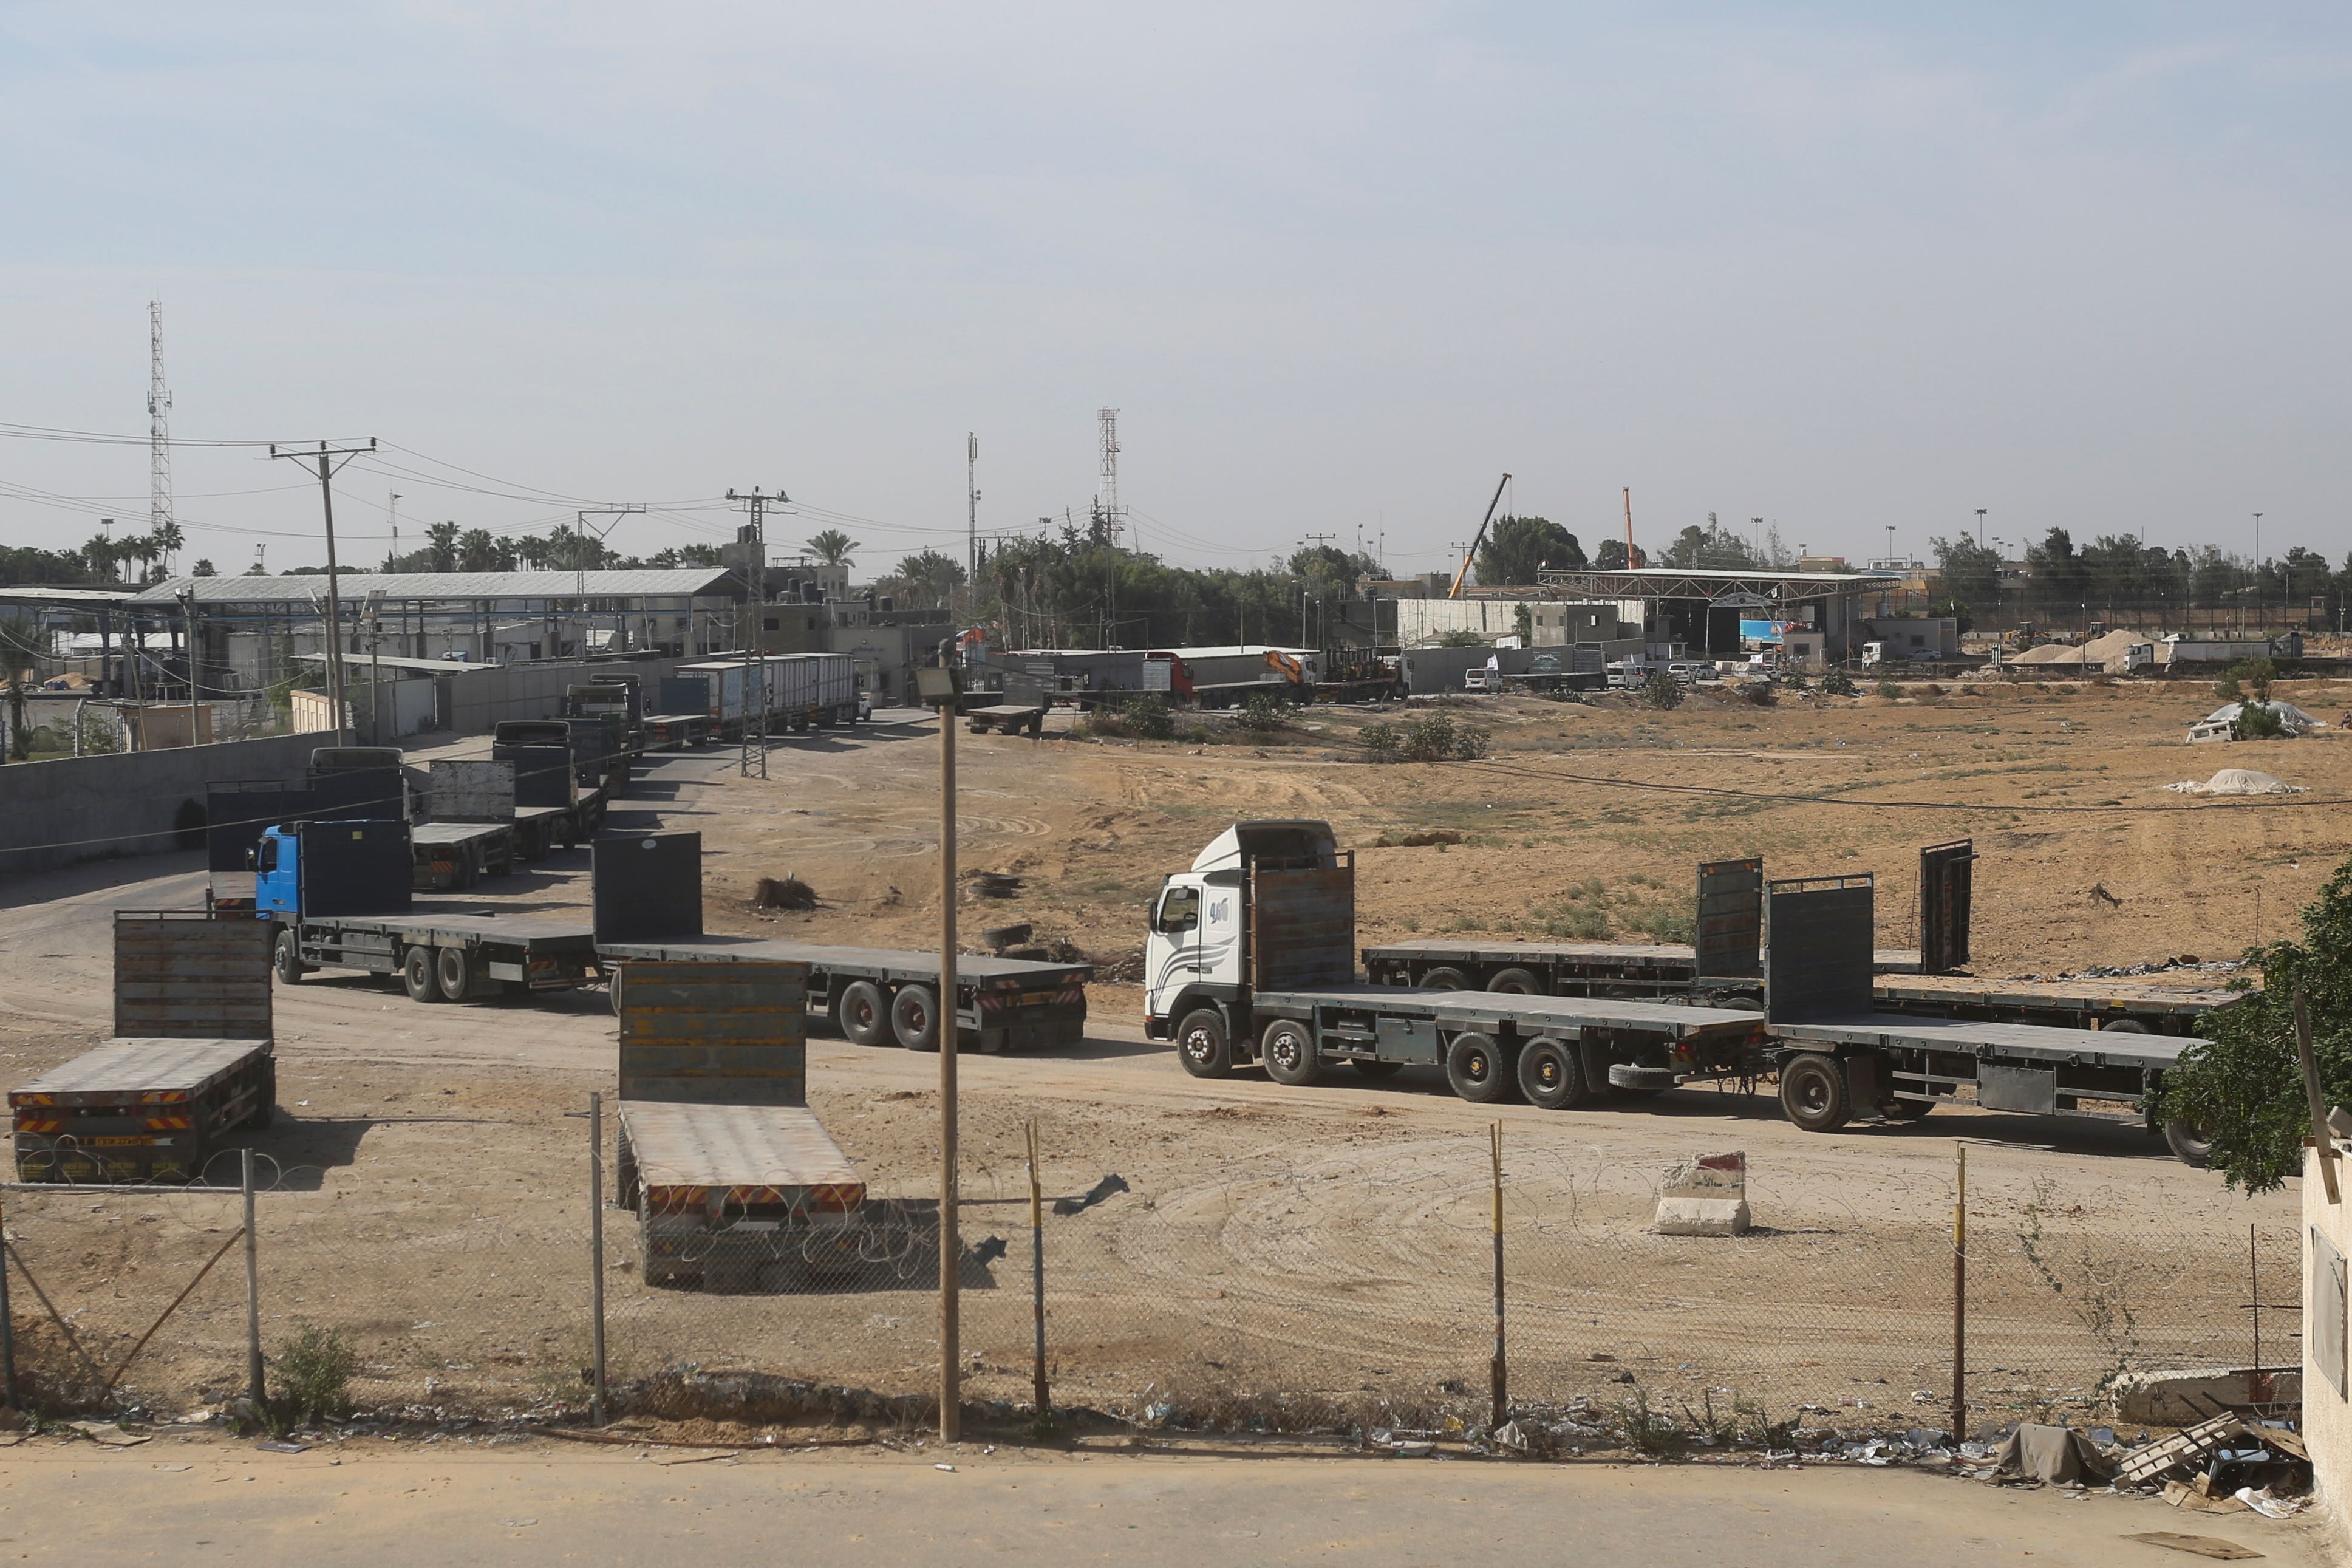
{"left": 2164, "top": 1120, "right": 2213, "bottom": 1167}
{"left": 1418, "top": 967, "right": 1469, "bottom": 991}
{"left": 1778, "top": 1053, "right": 1852, "bottom": 1132}
{"left": 1487, "top": 967, "right": 1542, "bottom": 995}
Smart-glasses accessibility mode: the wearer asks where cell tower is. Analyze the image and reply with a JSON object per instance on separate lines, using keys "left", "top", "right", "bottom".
{"left": 1095, "top": 406, "right": 1123, "bottom": 544}
{"left": 148, "top": 301, "right": 173, "bottom": 570}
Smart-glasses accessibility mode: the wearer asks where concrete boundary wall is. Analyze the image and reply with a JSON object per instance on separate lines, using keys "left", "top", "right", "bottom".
{"left": 0, "top": 732, "right": 322, "bottom": 876}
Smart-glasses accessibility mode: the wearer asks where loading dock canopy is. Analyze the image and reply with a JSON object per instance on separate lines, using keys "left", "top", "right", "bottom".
{"left": 1533, "top": 567, "right": 1899, "bottom": 602}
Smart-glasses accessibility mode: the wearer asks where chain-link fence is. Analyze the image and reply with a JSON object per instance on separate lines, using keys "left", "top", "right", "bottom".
{"left": 0, "top": 1110, "right": 2299, "bottom": 1441}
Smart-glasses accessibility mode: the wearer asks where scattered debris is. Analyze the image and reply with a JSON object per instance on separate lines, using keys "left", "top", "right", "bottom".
{"left": 2088, "top": 884, "right": 2124, "bottom": 908}
{"left": 752, "top": 875, "right": 819, "bottom": 911}
{"left": 67, "top": 1422, "right": 151, "bottom": 1448}
{"left": 2166, "top": 770, "right": 2307, "bottom": 797}
{"left": 967, "top": 873, "right": 1023, "bottom": 901}
{"left": 1991, "top": 1423, "right": 2113, "bottom": 1485}
{"left": 980, "top": 923, "right": 1034, "bottom": 953}
{"left": 1371, "top": 830, "right": 1464, "bottom": 849}
{"left": 252, "top": 1439, "right": 307, "bottom": 1454}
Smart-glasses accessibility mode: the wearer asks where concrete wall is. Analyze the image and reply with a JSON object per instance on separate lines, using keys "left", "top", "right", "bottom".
{"left": 0, "top": 731, "right": 324, "bottom": 876}
{"left": 2306, "top": 1145, "right": 2352, "bottom": 1555}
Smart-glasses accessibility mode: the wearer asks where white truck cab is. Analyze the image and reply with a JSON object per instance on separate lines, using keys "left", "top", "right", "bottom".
{"left": 1145, "top": 820, "right": 1341, "bottom": 1071}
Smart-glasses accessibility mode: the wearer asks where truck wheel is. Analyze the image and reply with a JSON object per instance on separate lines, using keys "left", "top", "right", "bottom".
{"left": 2102, "top": 1018, "right": 2150, "bottom": 1034}
{"left": 1419, "top": 967, "right": 1470, "bottom": 991}
{"left": 435, "top": 947, "right": 476, "bottom": 1003}
{"left": 1175, "top": 1008, "right": 1233, "bottom": 1078}
{"left": 615, "top": 1128, "right": 640, "bottom": 1212}
{"left": 401, "top": 946, "right": 443, "bottom": 1003}
{"left": 1352, "top": 1060, "right": 1405, "bottom": 1080}
{"left": 1446, "top": 1032, "right": 1518, "bottom": 1103}
{"left": 1260, "top": 1020, "right": 1320, "bottom": 1085}
{"left": 1779, "top": 1054, "right": 1851, "bottom": 1132}
{"left": 1516, "top": 1037, "right": 1589, "bottom": 1110}
{"left": 2164, "top": 1119, "right": 2214, "bottom": 1167}
{"left": 839, "top": 981, "right": 890, "bottom": 1046}
{"left": 273, "top": 929, "right": 309, "bottom": 985}
{"left": 892, "top": 984, "right": 941, "bottom": 1051}
{"left": 1487, "top": 967, "right": 1542, "bottom": 995}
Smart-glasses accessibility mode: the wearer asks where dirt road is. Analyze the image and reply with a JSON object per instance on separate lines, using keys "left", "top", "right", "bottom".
{"left": 0, "top": 694, "right": 2317, "bottom": 1425}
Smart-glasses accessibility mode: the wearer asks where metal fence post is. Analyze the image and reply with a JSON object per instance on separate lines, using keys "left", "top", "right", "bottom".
{"left": 590, "top": 1092, "right": 608, "bottom": 1426}
{"left": 0, "top": 1186, "right": 16, "bottom": 1411}
{"left": 1027, "top": 1119, "right": 1048, "bottom": 1425}
{"left": 242, "top": 1147, "right": 264, "bottom": 1407}
{"left": 1490, "top": 1123, "right": 1505, "bottom": 1433}
{"left": 1950, "top": 1142, "right": 1966, "bottom": 1444}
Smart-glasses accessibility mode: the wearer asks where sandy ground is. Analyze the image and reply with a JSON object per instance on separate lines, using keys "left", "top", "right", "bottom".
{"left": 0, "top": 1437, "right": 2329, "bottom": 1568}
{"left": 0, "top": 683, "right": 2329, "bottom": 1428}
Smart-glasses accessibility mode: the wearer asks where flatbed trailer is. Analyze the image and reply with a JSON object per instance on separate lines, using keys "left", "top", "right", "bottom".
{"left": 279, "top": 910, "right": 601, "bottom": 1003}
{"left": 965, "top": 703, "right": 1045, "bottom": 736}
{"left": 642, "top": 712, "right": 710, "bottom": 750}
{"left": 12, "top": 1038, "right": 274, "bottom": 1182}
{"left": 1866, "top": 973, "right": 2241, "bottom": 1035}
{"left": 409, "top": 820, "right": 515, "bottom": 890}
{"left": 591, "top": 831, "right": 1091, "bottom": 1052}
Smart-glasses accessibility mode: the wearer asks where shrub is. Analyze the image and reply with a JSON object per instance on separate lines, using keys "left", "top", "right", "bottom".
{"left": 2216, "top": 657, "right": 2275, "bottom": 704}
{"left": 1236, "top": 691, "right": 1286, "bottom": 733}
{"left": 1436, "top": 629, "right": 1485, "bottom": 648}
{"left": 1875, "top": 679, "right": 1899, "bottom": 698}
{"left": 1128, "top": 694, "right": 1178, "bottom": 740}
{"left": 274, "top": 1325, "right": 358, "bottom": 1423}
{"left": 1359, "top": 721, "right": 1400, "bottom": 760}
{"left": 1399, "top": 712, "right": 1491, "bottom": 762}
{"left": 1640, "top": 672, "right": 1683, "bottom": 711}
{"left": 1738, "top": 683, "right": 1776, "bottom": 708}
{"left": 2237, "top": 701, "right": 2288, "bottom": 740}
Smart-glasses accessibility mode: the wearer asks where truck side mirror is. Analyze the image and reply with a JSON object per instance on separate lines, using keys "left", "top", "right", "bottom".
{"left": 245, "top": 849, "right": 257, "bottom": 871}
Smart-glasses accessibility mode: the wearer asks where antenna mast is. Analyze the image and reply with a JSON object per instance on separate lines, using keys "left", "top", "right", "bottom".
{"left": 148, "top": 301, "right": 173, "bottom": 571}
{"left": 1095, "top": 407, "right": 1123, "bottom": 544}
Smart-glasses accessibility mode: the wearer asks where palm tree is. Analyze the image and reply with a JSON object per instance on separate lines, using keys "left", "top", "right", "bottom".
{"left": 426, "top": 522, "right": 460, "bottom": 573}
{"left": 153, "top": 519, "right": 185, "bottom": 575}
{"left": 81, "top": 533, "right": 118, "bottom": 583}
{"left": 806, "top": 528, "right": 859, "bottom": 567}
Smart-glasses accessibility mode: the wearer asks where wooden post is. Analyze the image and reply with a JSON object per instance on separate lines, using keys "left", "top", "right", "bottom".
{"left": 1950, "top": 1142, "right": 1966, "bottom": 1443}
{"left": 938, "top": 684, "right": 961, "bottom": 1444}
{"left": 242, "top": 1147, "right": 264, "bottom": 1407}
{"left": 1028, "top": 1119, "right": 1048, "bottom": 1425}
{"left": 590, "top": 1092, "right": 608, "bottom": 1426}
{"left": 2296, "top": 990, "right": 2340, "bottom": 1202}
{"left": 0, "top": 1185, "right": 16, "bottom": 1411}
{"left": 1490, "top": 1122, "right": 1505, "bottom": 1433}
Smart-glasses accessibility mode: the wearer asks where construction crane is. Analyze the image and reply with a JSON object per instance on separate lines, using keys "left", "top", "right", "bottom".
{"left": 1448, "top": 472, "right": 1513, "bottom": 600}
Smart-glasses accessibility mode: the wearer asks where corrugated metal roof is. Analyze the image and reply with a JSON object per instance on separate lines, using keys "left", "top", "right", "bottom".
{"left": 130, "top": 569, "right": 737, "bottom": 605}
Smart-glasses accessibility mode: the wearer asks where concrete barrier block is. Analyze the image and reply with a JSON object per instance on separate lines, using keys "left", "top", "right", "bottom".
{"left": 1654, "top": 1151, "right": 1750, "bottom": 1236}
{"left": 2112, "top": 1367, "right": 2302, "bottom": 1424}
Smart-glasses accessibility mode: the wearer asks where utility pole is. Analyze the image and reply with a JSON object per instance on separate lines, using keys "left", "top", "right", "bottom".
{"left": 574, "top": 505, "right": 646, "bottom": 599}
{"left": 916, "top": 643, "right": 964, "bottom": 1445}
{"left": 1974, "top": 508, "right": 1987, "bottom": 551}
{"left": 726, "top": 488, "right": 786, "bottom": 778}
{"left": 1751, "top": 517, "right": 1764, "bottom": 562}
{"left": 967, "top": 434, "right": 980, "bottom": 586}
{"left": 268, "top": 440, "right": 378, "bottom": 747}
{"left": 176, "top": 587, "right": 198, "bottom": 745}
{"left": 1621, "top": 489, "right": 1635, "bottom": 567}
{"left": 2253, "top": 513, "right": 2264, "bottom": 633}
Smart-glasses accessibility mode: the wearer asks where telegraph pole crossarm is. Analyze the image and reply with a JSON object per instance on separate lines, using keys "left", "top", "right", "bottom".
{"left": 268, "top": 439, "right": 378, "bottom": 746}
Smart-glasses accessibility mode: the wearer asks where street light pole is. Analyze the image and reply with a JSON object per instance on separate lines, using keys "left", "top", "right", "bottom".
{"left": 917, "top": 645, "right": 965, "bottom": 1446}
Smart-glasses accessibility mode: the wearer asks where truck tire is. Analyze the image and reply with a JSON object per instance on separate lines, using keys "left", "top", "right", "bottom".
{"left": 1419, "top": 967, "right": 1470, "bottom": 991}
{"left": 1779, "top": 1054, "right": 1852, "bottom": 1132}
{"left": 1516, "top": 1037, "right": 1589, "bottom": 1110}
{"left": 247, "top": 1057, "right": 277, "bottom": 1130}
{"left": 273, "top": 928, "right": 309, "bottom": 985}
{"left": 2164, "top": 1119, "right": 2213, "bottom": 1167}
{"left": 839, "top": 981, "right": 890, "bottom": 1046}
{"left": 1260, "top": 1020, "right": 1321, "bottom": 1086}
{"left": 1446, "top": 1032, "right": 1517, "bottom": 1103}
{"left": 435, "top": 946, "right": 477, "bottom": 1003}
{"left": 1175, "top": 1008, "right": 1233, "bottom": 1078}
{"left": 892, "top": 984, "right": 941, "bottom": 1051}
{"left": 615, "top": 1127, "right": 640, "bottom": 1212}
{"left": 401, "top": 946, "right": 443, "bottom": 1003}
{"left": 1487, "top": 967, "right": 1543, "bottom": 995}
{"left": 2101, "top": 1018, "right": 2150, "bottom": 1034}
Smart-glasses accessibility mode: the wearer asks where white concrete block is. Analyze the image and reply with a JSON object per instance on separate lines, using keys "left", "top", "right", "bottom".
{"left": 1653, "top": 1196, "right": 1751, "bottom": 1236}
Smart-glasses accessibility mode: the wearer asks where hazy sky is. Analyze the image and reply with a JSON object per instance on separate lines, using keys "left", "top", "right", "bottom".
{"left": 2, "top": 3, "right": 2347, "bottom": 577}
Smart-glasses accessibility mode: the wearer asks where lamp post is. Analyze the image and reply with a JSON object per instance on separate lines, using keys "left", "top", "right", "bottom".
{"left": 915, "top": 650, "right": 966, "bottom": 1444}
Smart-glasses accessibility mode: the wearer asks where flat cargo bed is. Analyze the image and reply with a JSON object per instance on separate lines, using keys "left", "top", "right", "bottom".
{"left": 1871, "top": 973, "right": 2244, "bottom": 1020}
{"left": 412, "top": 822, "right": 508, "bottom": 845}
{"left": 618, "top": 1101, "right": 864, "bottom": 1209}
{"left": 1368, "top": 938, "right": 1923, "bottom": 979}
{"left": 1768, "top": 1011, "right": 2193, "bottom": 1071}
{"left": 598, "top": 934, "right": 1087, "bottom": 986}
{"left": 1255, "top": 983, "right": 1762, "bottom": 1041}
{"left": 13, "top": 1038, "right": 269, "bottom": 1106}
{"left": 350, "top": 912, "right": 595, "bottom": 947}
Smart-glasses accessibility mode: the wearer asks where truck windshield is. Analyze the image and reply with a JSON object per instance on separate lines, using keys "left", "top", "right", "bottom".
{"left": 1155, "top": 886, "right": 1200, "bottom": 933}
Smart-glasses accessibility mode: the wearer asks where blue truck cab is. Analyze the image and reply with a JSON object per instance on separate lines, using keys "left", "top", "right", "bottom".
{"left": 253, "top": 826, "right": 301, "bottom": 919}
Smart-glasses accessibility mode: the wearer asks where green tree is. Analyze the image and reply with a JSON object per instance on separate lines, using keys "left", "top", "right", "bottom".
{"left": 1437, "top": 628, "right": 1485, "bottom": 648}
{"left": 425, "top": 522, "right": 461, "bottom": 573}
{"left": 881, "top": 549, "right": 967, "bottom": 611}
{"left": 1928, "top": 596, "right": 1975, "bottom": 635}
{"left": 1929, "top": 535, "right": 2002, "bottom": 611}
{"left": 806, "top": 529, "right": 859, "bottom": 567}
{"left": 1476, "top": 516, "right": 1584, "bottom": 587}
{"left": 191, "top": 558, "right": 216, "bottom": 577}
{"left": 1593, "top": 539, "right": 1647, "bottom": 570}
{"left": 0, "top": 616, "right": 41, "bottom": 761}
{"left": 457, "top": 529, "right": 505, "bottom": 572}
{"left": 1660, "top": 520, "right": 1756, "bottom": 570}
{"left": 2161, "top": 854, "right": 2352, "bottom": 1191}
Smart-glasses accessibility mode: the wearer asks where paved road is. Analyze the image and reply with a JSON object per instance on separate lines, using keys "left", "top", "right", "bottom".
{"left": 0, "top": 1442, "right": 2326, "bottom": 1567}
